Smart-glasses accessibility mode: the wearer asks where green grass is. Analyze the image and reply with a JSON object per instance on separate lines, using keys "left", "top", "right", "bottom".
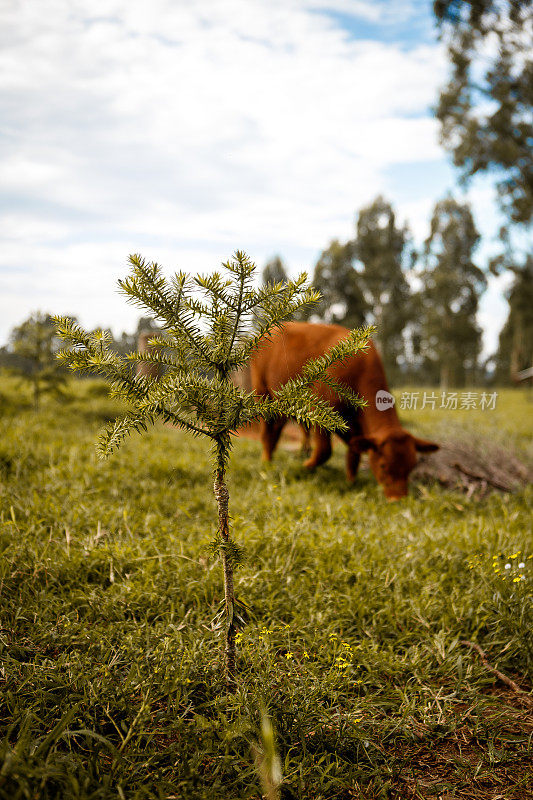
{"left": 0, "top": 376, "right": 531, "bottom": 799}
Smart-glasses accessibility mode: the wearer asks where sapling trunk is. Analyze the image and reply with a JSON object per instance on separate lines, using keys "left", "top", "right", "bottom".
{"left": 214, "top": 441, "right": 237, "bottom": 690}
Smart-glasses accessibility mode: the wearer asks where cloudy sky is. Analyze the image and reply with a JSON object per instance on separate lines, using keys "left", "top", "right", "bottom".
{"left": 0, "top": 0, "right": 514, "bottom": 355}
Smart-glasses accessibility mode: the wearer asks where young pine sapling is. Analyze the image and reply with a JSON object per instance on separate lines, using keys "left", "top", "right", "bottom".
{"left": 11, "top": 312, "right": 68, "bottom": 410}
{"left": 55, "top": 251, "right": 371, "bottom": 688}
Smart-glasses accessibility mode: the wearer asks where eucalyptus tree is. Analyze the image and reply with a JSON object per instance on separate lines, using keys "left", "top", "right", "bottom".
{"left": 420, "top": 198, "right": 486, "bottom": 387}
{"left": 55, "top": 251, "right": 370, "bottom": 688}
{"left": 354, "top": 196, "right": 413, "bottom": 379}
{"left": 493, "top": 255, "right": 533, "bottom": 381}
{"left": 434, "top": 0, "right": 533, "bottom": 224}
{"left": 299, "top": 239, "right": 367, "bottom": 330}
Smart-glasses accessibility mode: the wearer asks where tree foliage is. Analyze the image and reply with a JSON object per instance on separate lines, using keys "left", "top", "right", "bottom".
{"left": 55, "top": 251, "right": 371, "bottom": 686}
{"left": 293, "top": 198, "right": 413, "bottom": 381}
{"left": 110, "top": 316, "right": 160, "bottom": 356}
{"left": 299, "top": 240, "right": 367, "bottom": 330}
{"left": 354, "top": 196, "right": 413, "bottom": 379}
{"left": 434, "top": 0, "right": 533, "bottom": 224}
{"left": 420, "top": 197, "right": 486, "bottom": 386}
{"left": 493, "top": 256, "right": 533, "bottom": 381}
{"left": 262, "top": 256, "right": 288, "bottom": 286}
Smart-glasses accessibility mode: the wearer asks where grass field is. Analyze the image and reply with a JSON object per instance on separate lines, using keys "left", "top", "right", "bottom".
{"left": 0, "top": 377, "right": 531, "bottom": 799}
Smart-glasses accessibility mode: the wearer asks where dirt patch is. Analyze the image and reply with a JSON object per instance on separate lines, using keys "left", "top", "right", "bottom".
{"left": 391, "top": 692, "right": 533, "bottom": 799}
{"left": 412, "top": 434, "right": 532, "bottom": 497}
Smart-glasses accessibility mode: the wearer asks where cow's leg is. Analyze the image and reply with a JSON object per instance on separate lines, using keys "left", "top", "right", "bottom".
{"left": 299, "top": 424, "right": 311, "bottom": 458}
{"left": 304, "top": 428, "right": 332, "bottom": 470}
{"left": 335, "top": 417, "right": 362, "bottom": 483}
{"left": 260, "top": 417, "right": 286, "bottom": 461}
{"left": 345, "top": 443, "right": 361, "bottom": 484}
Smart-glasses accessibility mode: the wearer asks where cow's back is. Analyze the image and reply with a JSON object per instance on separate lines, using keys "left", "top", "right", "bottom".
{"left": 251, "top": 322, "right": 347, "bottom": 392}
{"left": 251, "top": 321, "right": 400, "bottom": 432}
{"left": 252, "top": 322, "right": 381, "bottom": 397}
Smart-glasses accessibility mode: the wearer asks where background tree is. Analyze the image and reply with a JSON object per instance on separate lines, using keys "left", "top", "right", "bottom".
{"left": 10, "top": 312, "right": 67, "bottom": 409}
{"left": 492, "top": 256, "right": 533, "bottom": 382}
{"left": 55, "top": 251, "right": 370, "bottom": 689}
{"left": 262, "top": 256, "right": 288, "bottom": 286}
{"left": 419, "top": 197, "right": 486, "bottom": 387}
{"left": 299, "top": 239, "right": 367, "bottom": 329}
{"left": 110, "top": 316, "right": 160, "bottom": 356}
{"left": 353, "top": 196, "right": 413, "bottom": 380}
{"left": 434, "top": 0, "right": 533, "bottom": 224}
{"left": 255, "top": 256, "right": 291, "bottom": 336}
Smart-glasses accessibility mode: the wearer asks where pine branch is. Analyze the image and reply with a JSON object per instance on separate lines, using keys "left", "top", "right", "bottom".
{"left": 97, "top": 412, "right": 157, "bottom": 458}
{"left": 240, "top": 273, "right": 312, "bottom": 314}
{"left": 299, "top": 326, "right": 374, "bottom": 384}
{"left": 226, "top": 257, "right": 247, "bottom": 362}
{"left": 230, "top": 289, "right": 320, "bottom": 369}
{"left": 120, "top": 257, "right": 215, "bottom": 368}
{"left": 195, "top": 273, "right": 237, "bottom": 311}
{"left": 257, "top": 393, "right": 348, "bottom": 432}
{"left": 267, "top": 326, "right": 374, "bottom": 416}
{"left": 312, "top": 374, "right": 366, "bottom": 411}
{"left": 56, "top": 330, "right": 151, "bottom": 406}
{"left": 126, "top": 349, "right": 179, "bottom": 370}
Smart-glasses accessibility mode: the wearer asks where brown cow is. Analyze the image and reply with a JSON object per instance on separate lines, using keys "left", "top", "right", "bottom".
{"left": 251, "top": 321, "right": 438, "bottom": 500}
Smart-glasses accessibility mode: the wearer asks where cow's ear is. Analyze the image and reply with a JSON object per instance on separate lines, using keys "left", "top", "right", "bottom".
{"left": 412, "top": 436, "right": 439, "bottom": 453}
{"left": 350, "top": 435, "right": 378, "bottom": 452}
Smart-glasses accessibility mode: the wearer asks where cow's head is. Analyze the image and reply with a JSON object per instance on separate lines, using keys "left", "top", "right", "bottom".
{"left": 350, "top": 430, "right": 439, "bottom": 500}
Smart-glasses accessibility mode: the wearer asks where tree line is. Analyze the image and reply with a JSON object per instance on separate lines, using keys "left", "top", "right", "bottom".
{"left": 260, "top": 0, "right": 533, "bottom": 389}
{"left": 264, "top": 194, "right": 532, "bottom": 387}
{"left": 2, "top": 191, "right": 530, "bottom": 403}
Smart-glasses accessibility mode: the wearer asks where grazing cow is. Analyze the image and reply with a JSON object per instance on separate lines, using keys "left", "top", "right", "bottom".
{"left": 251, "top": 321, "right": 438, "bottom": 500}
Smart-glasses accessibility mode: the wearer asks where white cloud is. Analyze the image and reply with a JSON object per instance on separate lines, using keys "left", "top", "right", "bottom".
{"left": 302, "top": 1, "right": 383, "bottom": 23}
{"left": 0, "top": 0, "right": 513, "bottom": 352}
